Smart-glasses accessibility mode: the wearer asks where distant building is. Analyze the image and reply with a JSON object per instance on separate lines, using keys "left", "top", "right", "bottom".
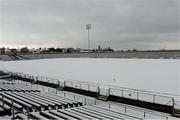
{"left": 62, "top": 48, "right": 67, "bottom": 53}
{"left": 92, "top": 49, "right": 99, "bottom": 52}
{"left": 20, "top": 47, "right": 29, "bottom": 53}
{"left": 0, "top": 48, "right": 5, "bottom": 54}
{"left": 10, "top": 48, "right": 17, "bottom": 54}
{"left": 32, "top": 49, "right": 41, "bottom": 54}
{"left": 103, "top": 47, "right": 114, "bottom": 52}
{"left": 5, "top": 48, "right": 11, "bottom": 54}
{"left": 67, "top": 48, "right": 80, "bottom": 53}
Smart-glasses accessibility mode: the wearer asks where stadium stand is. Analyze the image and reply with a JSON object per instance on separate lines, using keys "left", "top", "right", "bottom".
{"left": 20, "top": 51, "right": 180, "bottom": 60}
{"left": 0, "top": 74, "right": 179, "bottom": 119}
{"left": 15, "top": 105, "right": 143, "bottom": 120}
{"left": 0, "top": 55, "right": 14, "bottom": 61}
{"left": 0, "top": 91, "right": 83, "bottom": 112}
{"left": 0, "top": 80, "right": 40, "bottom": 92}
{"left": 1, "top": 51, "right": 180, "bottom": 61}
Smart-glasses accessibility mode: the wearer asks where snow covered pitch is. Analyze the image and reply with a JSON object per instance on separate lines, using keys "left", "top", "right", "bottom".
{"left": 0, "top": 58, "right": 180, "bottom": 98}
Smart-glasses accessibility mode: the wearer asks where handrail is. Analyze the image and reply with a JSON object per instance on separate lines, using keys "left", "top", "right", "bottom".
{"left": 65, "top": 80, "right": 100, "bottom": 86}
{"left": 64, "top": 80, "right": 100, "bottom": 92}
{"left": 165, "top": 99, "right": 173, "bottom": 105}
{"left": 2, "top": 70, "right": 180, "bottom": 96}
{"left": 109, "top": 88, "right": 174, "bottom": 107}
{"left": 109, "top": 87, "right": 174, "bottom": 100}
{"left": 59, "top": 91, "right": 85, "bottom": 101}
{"left": 1, "top": 70, "right": 178, "bottom": 108}
{"left": 108, "top": 85, "right": 180, "bottom": 98}
{"left": 107, "top": 101, "right": 171, "bottom": 119}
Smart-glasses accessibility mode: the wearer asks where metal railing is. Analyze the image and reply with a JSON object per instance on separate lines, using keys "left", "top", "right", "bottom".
{"left": 108, "top": 87, "right": 174, "bottom": 106}
{"left": 3, "top": 71, "right": 177, "bottom": 106}
{"left": 1, "top": 70, "right": 179, "bottom": 116}
{"left": 3, "top": 77, "right": 177, "bottom": 120}
{"left": 64, "top": 80, "right": 100, "bottom": 93}
{"left": 51, "top": 91, "right": 172, "bottom": 120}
{"left": 3, "top": 71, "right": 64, "bottom": 86}
{"left": 104, "top": 102, "right": 172, "bottom": 120}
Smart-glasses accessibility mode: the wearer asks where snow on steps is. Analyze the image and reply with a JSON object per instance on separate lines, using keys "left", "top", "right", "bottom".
{"left": 97, "top": 95, "right": 109, "bottom": 101}
{"left": 174, "top": 109, "right": 180, "bottom": 117}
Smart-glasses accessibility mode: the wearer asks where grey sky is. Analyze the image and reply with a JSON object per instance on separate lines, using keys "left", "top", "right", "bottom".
{"left": 0, "top": 0, "right": 180, "bottom": 50}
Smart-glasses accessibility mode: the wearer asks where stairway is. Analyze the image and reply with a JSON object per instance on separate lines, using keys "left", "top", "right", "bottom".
{"left": 97, "top": 95, "right": 109, "bottom": 101}
{"left": 174, "top": 109, "right": 180, "bottom": 117}
{"left": 8, "top": 54, "right": 25, "bottom": 61}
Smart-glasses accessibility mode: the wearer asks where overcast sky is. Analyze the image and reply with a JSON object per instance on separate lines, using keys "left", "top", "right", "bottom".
{"left": 0, "top": 0, "right": 180, "bottom": 50}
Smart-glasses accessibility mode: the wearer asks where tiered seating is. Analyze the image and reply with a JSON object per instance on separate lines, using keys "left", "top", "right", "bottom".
{"left": 0, "top": 82, "right": 40, "bottom": 92}
{"left": 0, "top": 93, "right": 30, "bottom": 117}
{"left": 0, "top": 92, "right": 83, "bottom": 113}
{"left": 29, "top": 112, "right": 48, "bottom": 120}
{"left": 16, "top": 105, "right": 142, "bottom": 120}
{"left": 0, "top": 95, "right": 23, "bottom": 113}
{"left": 0, "top": 105, "right": 10, "bottom": 116}
{"left": 0, "top": 79, "right": 14, "bottom": 84}
{"left": 43, "top": 92, "right": 83, "bottom": 107}
{"left": 16, "top": 113, "right": 29, "bottom": 120}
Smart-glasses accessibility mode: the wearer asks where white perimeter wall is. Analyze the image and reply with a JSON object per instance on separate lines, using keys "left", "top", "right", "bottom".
{"left": 0, "top": 58, "right": 180, "bottom": 96}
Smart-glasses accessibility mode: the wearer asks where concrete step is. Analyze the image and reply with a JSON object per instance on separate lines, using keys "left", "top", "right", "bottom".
{"left": 98, "top": 95, "right": 108, "bottom": 101}
{"left": 175, "top": 109, "right": 180, "bottom": 115}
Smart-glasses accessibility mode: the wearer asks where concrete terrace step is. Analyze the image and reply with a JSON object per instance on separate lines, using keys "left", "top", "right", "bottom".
{"left": 175, "top": 109, "right": 180, "bottom": 113}
{"left": 98, "top": 95, "right": 109, "bottom": 101}
{"left": 32, "top": 80, "right": 37, "bottom": 84}
{"left": 174, "top": 109, "right": 180, "bottom": 117}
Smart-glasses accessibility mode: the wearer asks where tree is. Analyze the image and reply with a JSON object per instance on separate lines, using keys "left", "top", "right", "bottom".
{"left": 48, "top": 47, "right": 55, "bottom": 53}
{"left": 56, "top": 48, "right": 63, "bottom": 53}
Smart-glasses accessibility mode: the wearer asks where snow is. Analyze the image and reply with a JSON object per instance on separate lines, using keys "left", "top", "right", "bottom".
{"left": 0, "top": 58, "right": 180, "bottom": 99}
{"left": 11, "top": 80, "right": 178, "bottom": 120}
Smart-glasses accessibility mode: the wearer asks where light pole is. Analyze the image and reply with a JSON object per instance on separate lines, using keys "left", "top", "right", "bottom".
{"left": 86, "top": 24, "right": 91, "bottom": 51}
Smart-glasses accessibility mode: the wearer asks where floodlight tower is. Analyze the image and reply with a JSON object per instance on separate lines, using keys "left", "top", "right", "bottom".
{"left": 86, "top": 24, "right": 91, "bottom": 51}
